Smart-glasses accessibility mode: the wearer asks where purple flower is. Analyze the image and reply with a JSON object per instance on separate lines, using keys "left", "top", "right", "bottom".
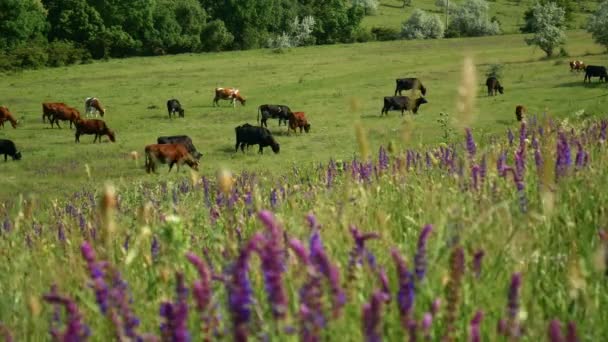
{"left": 507, "top": 129, "right": 514, "bottom": 146}
{"left": 109, "top": 269, "right": 142, "bottom": 340}
{"left": 465, "top": 128, "right": 476, "bottom": 158}
{"left": 391, "top": 248, "right": 415, "bottom": 326}
{"left": 534, "top": 148, "right": 542, "bottom": 169}
{"left": 600, "top": 120, "right": 607, "bottom": 142}
{"left": 556, "top": 132, "right": 572, "bottom": 179}
{"left": 414, "top": 225, "right": 432, "bottom": 281}
{"left": 430, "top": 299, "right": 441, "bottom": 316}
{"left": 151, "top": 236, "right": 160, "bottom": 261}
{"left": 347, "top": 226, "right": 380, "bottom": 281}
{"left": 256, "top": 211, "right": 288, "bottom": 320}
{"left": 566, "top": 322, "right": 579, "bottom": 342}
{"left": 548, "top": 319, "right": 564, "bottom": 342}
{"left": 379, "top": 146, "right": 389, "bottom": 171}
{"left": 444, "top": 247, "right": 465, "bottom": 340}
{"left": 362, "top": 290, "right": 389, "bottom": 342}
{"left": 471, "top": 250, "right": 485, "bottom": 278}
{"left": 309, "top": 230, "right": 346, "bottom": 318}
{"left": 421, "top": 312, "right": 432, "bottom": 339}
{"left": 43, "top": 291, "right": 90, "bottom": 341}
{"left": 81, "top": 242, "right": 109, "bottom": 313}
{"left": 160, "top": 272, "right": 190, "bottom": 342}
{"left": 306, "top": 213, "right": 319, "bottom": 230}
{"left": 575, "top": 142, "right": 588, "bottom": 168}
{"left": 0, "top": 322, "right": 13, "bottom": 342}
{"left": 469, "top": 310, "right": 483, "bottom": 342}
{"left": 508, "top": 273, "right": 522, "bottom": 320}
{"left": 519, "top": 122, "right": 527, "bottom": 147}
{"left": 57, "top": 222, "right": 66, "bottom": 242}
{"left": 3, "top": 217, "right": 11, "bottom": 233}
{"left": 377, "top": 269, "right": 391, "bottom": 302}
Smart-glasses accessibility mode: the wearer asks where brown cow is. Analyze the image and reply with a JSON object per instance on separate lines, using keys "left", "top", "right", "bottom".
{"left": 213, "top": 87, "right": 246, "bottom": 107}
{"left": 144, "top": 143, "right": 199, "bottom": 173}
{"left": 43, "top": 102, "right": 81, "bottom": 128}
{"left": 74, "top": 119, "right": 116, "bottom": 143}
{"left": 0, "top": 106, "right": 18, "bottom": 129}
{"left": 515, "top": 105, "right": 526, "bottom": 122}
{"left": 85, "top": 97, "right": 106, "bottom": 117}
{"left": 287, "top": 111, "right": 311, "bottom": 134}
{"left": 569, "top": 60, "right": 585, "bottom": 72}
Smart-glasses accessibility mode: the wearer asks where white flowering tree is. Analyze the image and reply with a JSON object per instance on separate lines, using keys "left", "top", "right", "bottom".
{"left": 524, "top": 2, "right": 566, "bottom": 57}
{"left": 448, "top": 0, "right": 500, "bottom": 37}
{"left": 352, "top": 0, "right": 379, "bottom": 15}
{"left": 587, "top": 1, "right": 608, "bottom": 51}
{"left": 401, "top": 9, "right": 445, "bottom": 39}
{"left": 267, "top": 16, "right": 316, "bottom": 50}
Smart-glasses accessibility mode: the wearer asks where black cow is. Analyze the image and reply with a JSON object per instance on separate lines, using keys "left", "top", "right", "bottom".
{"left": 395, "top": 78, "right": 427, "bottom": 96}
{"left": 486, "top": 77, "right": 504, "bottom": 96}
{"left": 235, "top": 123, "right": 280, "bottom": 154}
{"left": 166, "top": 99, "right": 185, "bottom": 118}
{"left": 157, "top": 135, "right": 203, "bottom": 160}
{"left": 257, "top": 104, "right": 292, "bottom": 128}
{"left": 584, "top": 65, "right": 608, "bottom": 83}
{"left": 0, "top": 139, "right": 22, "bottom": 161}
{"left": 381, "top": 96, "right": 428, "bottom": 116}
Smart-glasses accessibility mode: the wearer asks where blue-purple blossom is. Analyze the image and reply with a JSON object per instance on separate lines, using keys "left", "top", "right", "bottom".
{"left": 310, "top": 230, "right": 346, "bottom": 317}
{"left": 2, "top": 217, "right": 11, "bottom": 233}
{"left": 469, "top": 310, "right": 483, "bottom": 342}
{"left": 160, "top": 272, "right": 190, "bottom": 342}
{"left": 347, "top": 226, "right": 380, "bottom": 281}
{"left": 508, "top": 129, "right": 514, "bottom": 146}
{"left": 465, "top": 128, "right": 476, "bottom": 158}
{"left": 472, "top": 250, "right": 485, "bottom": 278}
{"left": 81, "top": 242, "right": 109, "bottom": 313}
{"left": 391, "top": 248, "right": 415, "bottom": 326}
{"left": 362, "top": 290, "right": 389, "bottom": 342}
{"left": 421, "top": 312, "right": 432, "bottom": 339}
{"left": 556, "top": 132, "right": 572, "bottom": 178}
{"left": 414, "top": 224, "right": 432, "bottom": 281}
{"left": 548, "top": 319, "right": 564, "bottom": 342}
{"left": 43, "top": 291, "right": 90, "bottom": 341}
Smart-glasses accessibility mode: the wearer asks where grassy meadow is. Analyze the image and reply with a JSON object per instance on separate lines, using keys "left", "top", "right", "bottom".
{"left": 1, "top": 21, "right": 608, "bottom": 341}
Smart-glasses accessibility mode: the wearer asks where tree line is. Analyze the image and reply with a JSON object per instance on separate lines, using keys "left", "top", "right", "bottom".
{"left": 0, "top": 0, "right": 365, "bottom": 70}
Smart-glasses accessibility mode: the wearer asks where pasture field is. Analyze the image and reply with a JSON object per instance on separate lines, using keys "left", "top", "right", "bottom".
{"left": 362, "top": 0, "right": 598, "bottom": 33}
{"left": 0, "top": 30, "right": 607, "bottom": 202}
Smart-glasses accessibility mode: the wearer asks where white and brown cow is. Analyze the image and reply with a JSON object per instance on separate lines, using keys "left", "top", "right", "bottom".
{"left": 213, "top": 87, "right": 246, "bottom": 107}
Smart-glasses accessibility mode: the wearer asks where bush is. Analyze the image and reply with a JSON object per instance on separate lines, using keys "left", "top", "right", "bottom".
{"left": 586, "top": 1, "right": 608, "bottom": 51}
{"left": 352, "top": 0, "right": 379, "bottom": 15}
{"left": 12, "top": 45, "right": 48, "bottom": 69}
{"left": 524, "top": 2, "right": 566, "bottom": 57}
{"left": 200, "top": 20, "right": 234, "bottom": 52}
{"left": 371, "top": 27, "right": 400, "bottom": 41}
{"left": 46, "top": 41, "right": 86, "bottom": 67}
{"left": 485, "top": 63, "right": 504, "bottom": 79}
{"left": 402, "top": 9, "right": 445, "bottom": 40}
{"left": 447, "top": 0, "right": 500, "bottom": 37}
{"left": 353, "top": 27, "right": 375, "bottom": 42}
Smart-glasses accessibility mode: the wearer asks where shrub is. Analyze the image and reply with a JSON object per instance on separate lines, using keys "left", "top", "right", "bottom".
{"left": 446, "top": 0, "right": 500, "bottom": 37}
{"left": 401, "top": 9, "right": 445, "bottom": 40}
{"left": 371, "top": 27, "right": 400, "bottom": 41}
{"left": 11, "top": 45, "right": 48, "bottom": 69}
{"left": 352, "top": 0, "right": 379, "bottom": 15}
{"left": 200, "top": 20, "right": 234, "bottom": 52}
{"left": 485, "top": 63, "right": 504, "bottom": 80}
{"left": 524, "top": 2, "right": 566, "bottom": 57}
{"left": 586, "top": 0, "right": 608, "bottom": 51}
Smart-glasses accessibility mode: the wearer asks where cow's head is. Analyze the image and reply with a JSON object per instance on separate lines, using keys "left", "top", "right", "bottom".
{"left": 304, "top": 123, "right": 311, "bottom": 133}
{"left": 194, "top": 151, "right": 203, "bottom": 160}
{"left": 420, "top": 84, "right": 427, "bottom": 96}
{"left": 185, "top": 156, "right": 199, "bottom": 171}
{"left": 13, "top": 151, "right": 22, "bottom": 161}
{"left": 498, "top": 85, "right": 504, "bottom": 94}
{"left": 179, "top": 109, "right": 185, "bottom": 117}
{"left": 236, "top": 95, "right": 246, "bottom": 106}
{"left": 413, "top": 97, "right": 429, "bottom": 114}
{"left": 107, "top": 130, "right": 116, "bottom": 142}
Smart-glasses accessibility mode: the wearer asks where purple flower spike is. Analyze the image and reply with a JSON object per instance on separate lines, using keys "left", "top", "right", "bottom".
{"left": 508, "top": 129, "right": 514, "bottom": 146}
{"left": 391, "top": 248, "right": 415, "bottom": 327}
{"left": 43, "top": 291, "right": 90, "bottom": 341}
{"left": 362, "top": 290, "right": 389, "bottom": 342}
{"left": 469, "top": 310, "right": 483, "bottom": 342}
{"left": 566, "top": 321, "right": 579, "bottom": 342}
{"left": 160, "top": 272, "right": 190, "bottom": 342}
{"left": 430, "top": 299, "right": 441, "bottom": 316}
{"left": 507, "top": 273, "right": 522, "bottom": 320}
{"left": 310, "top": 231, "right": 346, "bottom": 318}
{"left": 306, "top": 213, "right": 319, "bottom": 230}
{"left": 80, "top": 242, "right": 109, "bottom": 314}
{"left": 347, "top": 226, "right": 380, "bottom": 281}
{"left": 444, "top": 247, "right": 465, "bottom": 340}
{"left": 421, "top": 312, "right": 432, "bottom": 339}
{"left": 414, "top": 225, "right": 433, "bottom": 281}
{"left": 288, "top": 238, "right": 310, "bottom": 264}
{"left": 465, "top": 128, "right": 476, "bottom": 158}
{"left": 471, "top": 250, "right": 485, "bottom": 278}
{"left": 0, "top": 322, "right": 13, "bottom": 342}
{"left": 185, "top": 252, "right": 212, "bottom": 317}
{"left": 548, "top": 319, "right": 564, "bottom": 342}
{"left": 378, "top": 269, "right": 391, "bottom": 302}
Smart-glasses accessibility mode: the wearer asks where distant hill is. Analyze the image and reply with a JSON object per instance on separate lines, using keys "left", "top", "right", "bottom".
{"left": 362, "top": 0, "right": 599, "bottom": 34}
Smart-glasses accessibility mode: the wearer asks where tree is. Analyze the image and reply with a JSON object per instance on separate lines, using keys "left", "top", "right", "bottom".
{"left": 152, "top": 0, "right": 207, "bottom": 53}
{"left": 200, "top": 20, "right": 234, "bottom": 52}
{"left": 303, "top": 0, "right": 364, "bottom": 44}
{"left": 352, "top": 0, "right": 379, "bottom": 15}
{"left": 43, "top": 0, "right": 105, "bottom": 49}
{"left": 587, "top": 0, "right": 608, "bottom": 51}
{"left": 401, "top": 9, "right": 444, "bottom": 39}
{"left": 520, "top": 0, "right": 574, "bottom": 33}
{"left": 524, "top": 2, "right": 566, "bottom": 57}
{"left": 0, "top": 0, "right": 47, "bottom": 50}
{"left": 447, "top": 0, "right": 500, "bottom": 37}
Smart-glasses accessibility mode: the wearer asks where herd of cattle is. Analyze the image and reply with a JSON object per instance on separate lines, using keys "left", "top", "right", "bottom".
{"left": 1, "top": 60, "right": 606, "bottom": 172}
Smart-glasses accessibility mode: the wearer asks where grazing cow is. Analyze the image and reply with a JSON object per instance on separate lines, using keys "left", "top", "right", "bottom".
{"left": 394, "top": 78, "right": 427, "bottom": 96}
{"left": 287, "top": 112, "right": 311, "bottom": 134}
{"left": 0, "top": 139, "right": 21, "bottom": 161}
{"left": 258, "top": 104, "right": 292, "bottom": 127}
{"left": 144, "top": 143, "right": 199, "bottom": 173}
{"left": 0, "top": 106, "right": 18, "bottom": 129}
{"left": 74, "top": 119, "right": 116, "bottom": 143}
{"left": 84, "top": 97, "right": 106, "bottom": 117}
{"left": 166, "top": 99, "right": 185, "bottom": 118}
{"left": 486, "top": 77, "right": 504, "bottom": 96}
{"left": 381, "top": 96, "right": 428, "bottom": 116}
{"left": 235, "top": 123, "right": 280, "bottom": 154}
{"left": 213, "top": 87, "right": 246, "bottom": 107}
{"left": 157, "top": 135, "right": 202, "bottom": 160}
{"left": 584, "top": 65, "right": 608, "bottom": 83}
{"left": 569, "top": 60, "right": 585, "bottom": 72}
{"left": 43, "top": 102, "right": 81, "bottom": 128}
{"left": 515, "top": 105, "right": 526, "bottom": 122}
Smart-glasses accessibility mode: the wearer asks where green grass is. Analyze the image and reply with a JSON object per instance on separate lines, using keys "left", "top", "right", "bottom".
{"left": 362, "top": 0, "right": 599, "bottom": 33}
{"left": 1, "top": 30, "right": 607, "bottom": 202}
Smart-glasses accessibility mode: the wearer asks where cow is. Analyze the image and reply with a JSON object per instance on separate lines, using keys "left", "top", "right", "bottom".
{"left": 166, "top": 99, "right": 185, "bottom": 118}
{"left": 157, "top": 135, "right": 202, "bottom": 160}
{"left": 74, "top": 119, "right": 116, "bottom": 143}
{"left": 144, "top": 143, "right": 199, "bottom": 173}
{"left": 84, "top": 97, "right": 106, "bottom": 117}
{"left": 381, "top": 96, "right": 428, "bottom": 116}
{"left": 213, "top": 87, "right": 246, "bottom": 107}
{"left": 43, "top": 103, "right": 81, "bottom": 128}
{"left": 584, "top": 65, "right": 608, "bottom": 83}
{"left": 0, "top": 139, "right": 21, "bottom": 161}
{"left": 515, "top": 105, "right": 526, "bottom": 122}
{"left": 287, "top": 112, "right": 311, "bottom": 134}
{"left": 486, "top": 77, "right": 504, "bottom": 96}
{"left": 569, "top": 60, "right": 585, "bottom": 72}
{"left": 258, "top": 104, "right": 292, "bottom": 128}
{"left": 0, "top": 106, "right": 18, "bottom": 129}
{"left": 394, "top": 78, "right": 427, "bottom": 96}
{"left": 235, "top": 123, "right": 280, "bottom": 154}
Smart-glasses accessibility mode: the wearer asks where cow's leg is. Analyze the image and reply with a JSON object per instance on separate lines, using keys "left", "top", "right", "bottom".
{"left": 241, "top": 143, "right": 246, "bottom": 153}
{"left": 75, "top": 133, "right": 80, "bottom": 143}
{"left": 168, "top": 162, "right": 175, "bottom": 172}
{"left": 258, "top": 145, "right": 264, "bottom": 154}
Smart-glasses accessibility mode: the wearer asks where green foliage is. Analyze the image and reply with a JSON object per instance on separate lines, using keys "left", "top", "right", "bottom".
{"left": 200, "top": 19, "right": 234, "bottom": 52}
{"left": 524, "top": 2, "right": 566, "bottom": 57}
{"left": 151, "top": 0, "right": 207, "bottom": 54}
{"left": 352, "top": 0, "right": 379, "bottom": 15}
{"left": 521, "top": 0, "right": 574, "bottom": 33}
{"left": 586, "top": 1, "right": 608, "bottom": 51}
{"left": 446, "top": 0, "right": 501, "bottom": 37}
{"left": 43, "top": 0, "right": 104, "bottom": 50}
{"left": 401, "top": 9, "right": 445, "bottom": 39}
{"left": 46, "top": 40, "right": 90, "bottom": 67}
{"left": 306, "top": 0, "right": 365, "bottom": 44}
{"left": 485, "top": 63, "right": 505, "bottom": 79}
{"left": 0, "top": 0, "right": 47, "bottom": 50}
{"left": 371, "top": 26, "right": 400, "bottom": 41}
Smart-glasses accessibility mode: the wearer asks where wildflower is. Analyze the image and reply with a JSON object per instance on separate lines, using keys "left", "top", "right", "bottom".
{"left": 566, "top": 322, "right": 579, "bottom": 342}
{"left": 548, "top": 319, "right": 564, "bottom": 342}
{"left": 444, "top": 246, "right": 465, "bottom": 341}
{"left": 347, "top": 226, "right": 380, "bottom": 282}
{"left": 508, "top": 273, "right": 522, "bottom": 320}
{"left": 310, "top": 230, "right": 346, "bottom": 317}
{"left": 186, "top": 252, "right": 213, "bottom": 339}
{"left": 81, "top": 242, "right": 109, "bottom": 313}
{"left": 109, "top": 269, "right": 142, "bottom": 340}
{"left": 362, "top": 290, "right": 389, "bottom": 342}
{"left": 43, "top": 290, "right": 90, "bottom": 341}
{"left": 430, "top": 299, "right": 441, "bottom": 316}
{"left": 469, "top": 310, "right": 483, "bottom": 342}
{"left": 508, "top": 129, "right": 514, "bottom": 146}
{"left": 471, "top": 250, "right": 485, "bottom": 278}
{"left": 270, "top": 189, "right": 278, "bottom": 208}
{"left": 556, "top": 132, "right": 572, "bottom": 179}
{"left": 151, "top": 236, "right": 160, "bottom": 261}
{"left": 0, "top": 322, "right": 13, "bottom": 342}
{"left": 160, "top": 272, "right": 190, "bottom": 342}
{"left": 421, "top": 312, "right": 432, "bottom": 339}
{"left": 379, "top": 146, "right": 389, "bottom": 171}
{"left": 575, "top": 141, "right": 588, "bottom": 169}
{"left": 465, "top": 128, "right": 476, "bottom": 158}
{"left": 3, "top": 217, "right": 11, "bottom": 233}
{"left": 414, "top": 225, "right": 432, "bottom": 281}
{"left": 391, "top": 248, "right": 415, "bottom": 327}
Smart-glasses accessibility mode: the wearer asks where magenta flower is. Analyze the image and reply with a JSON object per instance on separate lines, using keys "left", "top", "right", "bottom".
{"left": 471, "top": 250, "right": 485, "bottom": 278}
{"left": 421, "top": 312, "right": 432, "bottom": 339}
{"left": 548, "top": 319, "right": 564, "bottom": 342}
{"left": 465, "top": 128, "right": 476, "bottom": 158}
{"left": 469, "top": 310, "right": 483, "bottom": 342}
{"left": 566, "top": 322, "right": 579, "bottom": 342}
{"left": 80, "top": 242, "right": 109, "bottom": 313}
